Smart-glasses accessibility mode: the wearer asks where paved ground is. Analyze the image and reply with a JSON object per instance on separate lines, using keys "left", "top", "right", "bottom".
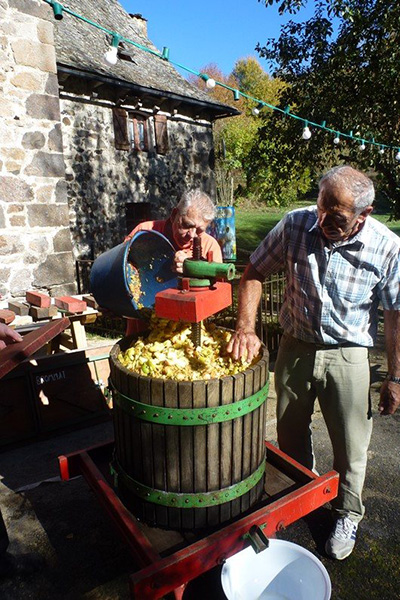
{"left": 0, "top": 334, "right": 399, "bottom": 599}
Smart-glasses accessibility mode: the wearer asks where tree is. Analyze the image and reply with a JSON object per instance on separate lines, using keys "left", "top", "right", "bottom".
{"left": 190, "top": 58, "right": 288, "bottom": 204}
{"left": 255, "top": 0, "right": 400, "bottom": 216}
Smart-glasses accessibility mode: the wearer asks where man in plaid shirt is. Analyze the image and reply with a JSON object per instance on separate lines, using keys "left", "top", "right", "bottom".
{"left": 228, "top": 165, "right": 400, "bottom": 560}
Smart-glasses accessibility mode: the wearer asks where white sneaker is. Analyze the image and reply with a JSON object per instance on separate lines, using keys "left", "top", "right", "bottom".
{"left": 325, "top": 516, "right": 358, "bottom": 560}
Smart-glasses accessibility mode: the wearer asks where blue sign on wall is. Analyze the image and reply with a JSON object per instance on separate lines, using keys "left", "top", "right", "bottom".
{"left": 207, "top": 206, "right": 236, "bottom": 261}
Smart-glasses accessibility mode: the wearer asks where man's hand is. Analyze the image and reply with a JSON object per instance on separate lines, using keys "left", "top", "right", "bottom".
{"left": 173, "top": 250, "right": 187, "bottom": 274}
{"left": 226, "top": 263, "right": 264, "bottom": 362}
{"left": 226, "top": 329, "right": 262, "bottom": 362}
{"left": 0, "top": 323, "right": 23, "bottom": 350}
{"left": 378, "top": 380, "right": 400, "bottom": 415}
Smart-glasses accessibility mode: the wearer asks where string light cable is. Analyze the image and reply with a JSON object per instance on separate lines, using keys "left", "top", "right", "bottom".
{"left": 42, "top": 0, "right": 400, "bottom": 160}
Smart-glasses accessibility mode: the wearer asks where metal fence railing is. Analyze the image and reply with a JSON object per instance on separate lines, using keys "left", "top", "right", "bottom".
{"left": 77, "top": 260, "right": 285, "bottom": 355}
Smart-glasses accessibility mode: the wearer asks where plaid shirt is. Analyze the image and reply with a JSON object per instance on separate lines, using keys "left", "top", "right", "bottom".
{"left": 251, "top": 206, "right": 400, "bottom": 346}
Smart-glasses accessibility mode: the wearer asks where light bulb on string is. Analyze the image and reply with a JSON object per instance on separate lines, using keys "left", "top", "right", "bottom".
{"left": 104, "top": 33, "right": 121, "bottom": 66}
{"left": 199, "top": 73, "right": 216, "bottom": 89}
{"left": 252, "top": 103, "right": 264, "bottom": 116}
{"left": 302, "top": 123, "right": 312, "bottom": 140}
{"left": 38, "top": 1, "right": 400, "bottom": 161}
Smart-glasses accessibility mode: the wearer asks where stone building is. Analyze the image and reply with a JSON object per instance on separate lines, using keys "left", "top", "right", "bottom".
{"left": 0, "top": 0, "right": 237, "bottom": 299}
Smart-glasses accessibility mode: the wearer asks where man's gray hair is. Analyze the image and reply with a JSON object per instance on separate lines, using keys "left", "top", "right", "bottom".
{"left": 319, "top": 165, "right": 375, "bottom": 212}
{"left": 176, "top": 189, "right": 216, "bottom": 222}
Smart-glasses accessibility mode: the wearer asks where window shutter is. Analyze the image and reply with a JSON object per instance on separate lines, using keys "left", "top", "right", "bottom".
{"left": 112, "top": 107, "right": 130, "bottom": 151}
{"left": 154, "top": 114, "right": 169, "bottom": 154}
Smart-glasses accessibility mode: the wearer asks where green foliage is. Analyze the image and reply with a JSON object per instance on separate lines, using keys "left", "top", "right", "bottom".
{"left": 235, "top": 201, "right": 400, "bottom": 254}
{"left": 215, "top": 114, "right": 259, "bottom": 172}
{"left": 247, "top": 115, "right": 312, "bottom": 205}
{"left": 256, "top": 0, "right": 400, "bottom": 217}
{"left": 213, "top": 58, "right": 285, "bottom": 179}
{"left": 232, "top": 58, "right": 285, "bottom": 114}
{"left": 191, "top": 57, "right": 295, "bottom": 205}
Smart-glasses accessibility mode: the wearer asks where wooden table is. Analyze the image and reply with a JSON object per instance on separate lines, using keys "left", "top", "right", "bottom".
{"left": 49, "top": 311, "right": 98, "bottom": 352}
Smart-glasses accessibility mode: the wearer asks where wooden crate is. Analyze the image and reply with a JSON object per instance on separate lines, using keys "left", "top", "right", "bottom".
{"left": 0, "top": 344, "right": 112, "bottom": 448}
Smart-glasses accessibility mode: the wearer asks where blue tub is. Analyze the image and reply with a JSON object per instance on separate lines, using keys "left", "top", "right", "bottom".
{"left": 89, "top": 231, "right": 178, "bottom": 317}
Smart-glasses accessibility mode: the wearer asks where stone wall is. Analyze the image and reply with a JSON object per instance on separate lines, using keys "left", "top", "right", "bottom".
{"left": 61, "top": 96, "right": 216, "bottom": 259}
{"left": 0, "top": 0, "right": 217, "bottom": 300}
{"left": 0, "top": 0, "right": 76, "bottom": 299}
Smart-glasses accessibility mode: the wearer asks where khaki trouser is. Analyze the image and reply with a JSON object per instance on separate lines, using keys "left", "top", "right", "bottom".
{"left": 275, "top": 333, "right": 373, "bottom": 522}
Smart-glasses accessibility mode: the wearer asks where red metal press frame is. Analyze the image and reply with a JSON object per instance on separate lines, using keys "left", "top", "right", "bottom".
{"left": 154, "top": 282, "right": 232, "bottom": 322}
{"left": 59, "top": 440, "right": 338, "bottom": 599}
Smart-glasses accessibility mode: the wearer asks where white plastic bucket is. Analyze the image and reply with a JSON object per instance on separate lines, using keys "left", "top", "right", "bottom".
{"left": 221, "top": 539, "right": 331, "bottom": 600}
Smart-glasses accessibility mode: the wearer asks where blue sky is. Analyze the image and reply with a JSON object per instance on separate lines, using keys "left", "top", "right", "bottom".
{"left": 119, "top": 0, "right": 314, "bottom": 77}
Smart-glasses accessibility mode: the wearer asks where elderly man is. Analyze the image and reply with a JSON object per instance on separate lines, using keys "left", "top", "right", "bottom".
{"left": 125, "top": 188, "right": 222, "bottom": 271}
{"left": 227, "top": 165, "right": 400, "bottom": 560}
{"left": 125, "top": 188, "right": 222, "bottom": 335}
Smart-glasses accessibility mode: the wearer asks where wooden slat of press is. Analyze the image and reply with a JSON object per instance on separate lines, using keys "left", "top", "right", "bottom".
{"left": 220, "top": 376, "right": 234, "bottom": 523}
{"left": 109, "top": 357, "right": 125, "bottom": 469}
{"left": 206, "top": 378, "right": 220, "bottom": 527}
{"left": 127, "top": 371, "right": 143, "bottom": 485}
{"left": 241, "top": 368, "right": 254, "bottom": 513}
{"left": 111, "top": 361, "right": 124, "bottom": 468}
{"left": 151, "top": 378, "right": 168, "bottom": 528}
{"left": 164, "top": 379, "right": 181, "bottom": 530}
{"left": 255, "top": 356, "right": 269, "bottom": 500}
{"left": 179, "top": 381, "right": 195, "bottom": 530}
{"left": 118, "top": 367, "right": 133, "bottom": 475}
{"left": 192, "top": 380, "right": 207, "bottom": 529}
{"left": 258, "top": 359, "right": 268, "bottom": 465}
{"left": 256, "top": 359, "right": 269, "bottom": 500}
{"left": 138, "top": 376, "right": 155, "bottom": 524}
{"left": 231, "top": 372, "right": 244, "bottom": 519}
{"left": 250, "top": 364, "right": 261, "bottom": 506}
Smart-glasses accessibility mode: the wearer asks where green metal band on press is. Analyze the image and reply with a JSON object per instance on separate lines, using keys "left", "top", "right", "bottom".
{"left": 111, "top": 380, "right": 269, "bottom": 425}
{"left": 110, "top": 459, "right": 265, "bottom": 508}
{"left": 181, "top": 277, "right": 211, "bottom": 287}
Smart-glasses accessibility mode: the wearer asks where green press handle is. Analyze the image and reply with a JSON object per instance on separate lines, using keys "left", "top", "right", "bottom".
{"left": 182, "top": 259, "right": 235, "bottom": 280}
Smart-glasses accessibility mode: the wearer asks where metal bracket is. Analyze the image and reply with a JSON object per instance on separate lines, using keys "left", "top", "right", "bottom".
{"left": 243, "top": 525, "right": 270, "bottom": 554}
